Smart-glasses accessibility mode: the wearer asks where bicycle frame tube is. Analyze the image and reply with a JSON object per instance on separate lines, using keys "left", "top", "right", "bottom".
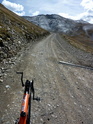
{"left": 18, "top": 93, "right": 30, "bottom": 124}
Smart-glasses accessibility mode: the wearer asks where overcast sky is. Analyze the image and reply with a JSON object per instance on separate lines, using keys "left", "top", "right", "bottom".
{"left": 0, "top": 0, "right": 93, "bottom": 23}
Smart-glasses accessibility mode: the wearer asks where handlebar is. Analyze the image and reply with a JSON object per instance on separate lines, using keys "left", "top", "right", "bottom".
{"left": 16, "top": 72, "right": 24, "bottom": 87}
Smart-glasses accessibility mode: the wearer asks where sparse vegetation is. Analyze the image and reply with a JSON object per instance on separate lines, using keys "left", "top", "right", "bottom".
{"left": 0, "top": 4, "right": 49, "bottom": 61}
{"left": 61, "top": 33, "right": 93, "bottom": 53}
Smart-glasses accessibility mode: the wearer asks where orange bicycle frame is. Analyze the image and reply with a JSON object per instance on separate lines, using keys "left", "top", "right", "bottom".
{"left": 15, "top": 72, "right": 40, "bottom": 124}
{"left": 18, "top": 93, "right": 30, "bottom": 124}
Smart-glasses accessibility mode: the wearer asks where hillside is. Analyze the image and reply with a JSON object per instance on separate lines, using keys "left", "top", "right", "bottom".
{"left": 62, "top": 23, "right": 93, "bottom": 53}
{"left": 0, "top": 4, "right": 49, "bottom": 62}
{"left": 23, "top": 14, "right": 93, "bottom": 53}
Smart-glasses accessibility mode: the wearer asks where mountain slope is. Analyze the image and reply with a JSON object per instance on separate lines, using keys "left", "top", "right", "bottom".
{"left": 23, "top": 14, "right": 93, "bottom": 53}
{"left": 23, "top": 14, "right": 78, "bottom": 33}
{"left": 0, "top": 4, "right": 49, "bottom": 61}
{"left": 61, "top": 23, "right": 93, "bottom": 53}
{"left": 23, "top": 14, "right": 93, "bottom": 36}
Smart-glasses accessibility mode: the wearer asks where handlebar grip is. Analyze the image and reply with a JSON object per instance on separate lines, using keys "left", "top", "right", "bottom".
{"left": 16, "top": 72, "right": 23, "bottom": 74}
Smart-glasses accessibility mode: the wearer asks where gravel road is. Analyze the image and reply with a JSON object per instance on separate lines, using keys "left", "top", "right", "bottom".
{"left": 0, "top": 33, "right": 93, "bottom": 124}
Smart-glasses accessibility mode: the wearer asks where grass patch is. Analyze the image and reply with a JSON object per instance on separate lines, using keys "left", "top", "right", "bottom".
{"left": 61, "top": 34, "right": 93, "bottom": 53}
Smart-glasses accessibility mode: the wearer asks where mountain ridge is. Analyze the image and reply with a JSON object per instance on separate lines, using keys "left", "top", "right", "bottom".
{"left": 23, "top": 14, "right": 93, "bottom": 53}
{"left": 23, "top": 14, "right": 93, "bottom": 34}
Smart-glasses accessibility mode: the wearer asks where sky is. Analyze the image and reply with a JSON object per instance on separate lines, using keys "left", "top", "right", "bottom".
{"left": 0, "top": 0, "right": 93, "bottom": 23}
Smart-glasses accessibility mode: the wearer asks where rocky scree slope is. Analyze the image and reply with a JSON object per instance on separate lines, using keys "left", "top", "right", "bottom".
{"left": 0, "top": 4, "right": 49, "bottom": 62}
{"left": 23, "top": 14, "right": 93, "bottom": 36}
{"left": 23, "top": 14, "right": 93, "bottom": 53}
{"left": 23, "top": 14, "right": 79, "bottom": 33}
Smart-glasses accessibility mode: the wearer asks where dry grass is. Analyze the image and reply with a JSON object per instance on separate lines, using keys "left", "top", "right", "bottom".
{"left": 0, "top": 4, "right": 49, "bottom": 41}
{"left": 61, "top": 33, "right": 93, "bottom": 53}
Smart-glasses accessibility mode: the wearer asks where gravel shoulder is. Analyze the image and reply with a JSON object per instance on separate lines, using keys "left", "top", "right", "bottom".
{"left": 0, "top": 33, "right": 93, "bottom": 124}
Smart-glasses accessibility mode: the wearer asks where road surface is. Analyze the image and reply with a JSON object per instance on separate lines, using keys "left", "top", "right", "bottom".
{"left": 1, "top": 33, "right": 93, "bottom": 124}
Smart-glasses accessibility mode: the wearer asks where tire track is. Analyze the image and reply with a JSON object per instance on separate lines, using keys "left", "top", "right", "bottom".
{"left": 49, "top": 34, "right": 93, "bottom": 124}
{"left": 1, "top": 33, "right": 93, "bottom": 124}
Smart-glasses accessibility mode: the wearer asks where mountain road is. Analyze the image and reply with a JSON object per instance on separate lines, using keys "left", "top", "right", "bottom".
{"left": 1, "top": 33, "right": 93, "bottom": 124}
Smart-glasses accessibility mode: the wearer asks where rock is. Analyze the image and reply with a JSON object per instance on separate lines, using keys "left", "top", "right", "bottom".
{"left": 18, "top": 41, "right": 21, "bottom": 44}
{"left": 0, "top": 38, "right": 2, "bottom": 41}
{"left": 1, "top": 68, "right": 8, "bottom": 73}
{"left": 47, "top": 104, "right": 51, "bottom": 107}
{"left": 5, "top": 85, "right": 11, "bottom": 89}
{"left": 51, "top": 114, "right": 57, "bottom": 118}
{"left": 8, "top": 60, "right": 15, "bottom": 64}
{"left": 4, "top": 73, "right": 7, "bottom": 76}
{"left": 7, "top": 27, "right": 11, "bottom": 31}
{"left": 0, "top": 79, "right": 3, "bottom": 83}
{"left": 4, "top": 90, "right": 7, "bottom": 93}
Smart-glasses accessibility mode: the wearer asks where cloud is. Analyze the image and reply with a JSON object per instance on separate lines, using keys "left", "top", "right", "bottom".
{"left": 58, "top": 12, "right": 81, "bottom": 20}
{"left": 15, "top": 11, "right": 25, "bottom": 16}
{"left": 58, "top": 13, "right": 72, "bottom": 19}
{"left": 80, "top": 0, "right": 93, "bottom": 11}
{"left": 2, "top": 0, "right": 24, "bottom": 11}
{"left": 29, "top": 10, "right": 40, "bottom": 16}
{"left": 88, "top": 18, "right": 93, "bottom": 24}
{"left": 1, "top": 0, "right": 93, "bottom": 23}
{"left": 32, "top": 11, "right": 40, "bottom": 16}
{"left": 58, "top": 11, "right": 88, "bottom": 20}
{"left": 80, "top": 0, "right": 93, "bottom": 23}
{"left": 59, "top": 11, "right": 88, "bottom": 19}
{"left": 2, "top": 0, "right": 25, "bottom": 16}
{"left": 59, "top": 11, "right": 93, "bottom": 24}
{"left": 59, "top": 0, "right": 93, "bottom": 24}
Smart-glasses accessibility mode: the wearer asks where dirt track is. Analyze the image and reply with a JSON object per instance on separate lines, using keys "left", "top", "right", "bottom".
{"left": 1, "top": 33, "right": 93, "bottom": 124}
